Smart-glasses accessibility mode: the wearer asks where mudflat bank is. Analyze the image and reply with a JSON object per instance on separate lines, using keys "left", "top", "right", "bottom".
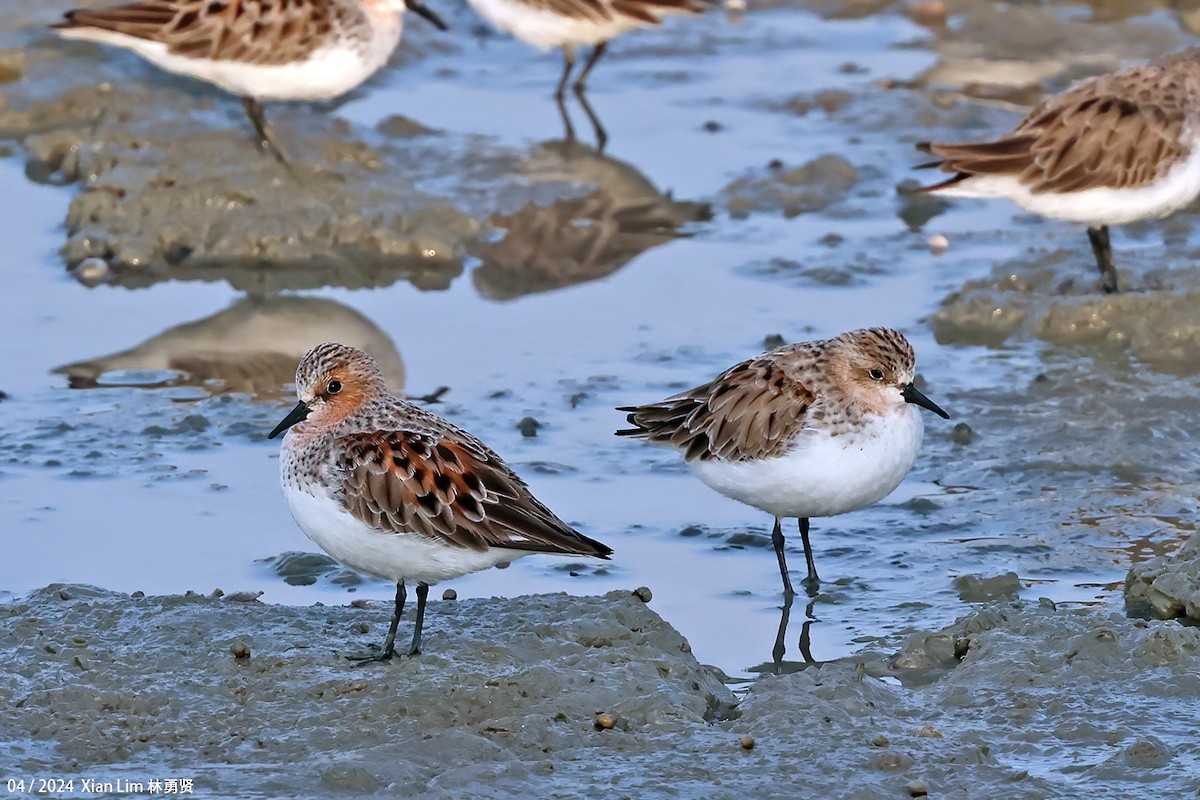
{"left": 3, "top": 585, "right": 1198, "bottom": 799}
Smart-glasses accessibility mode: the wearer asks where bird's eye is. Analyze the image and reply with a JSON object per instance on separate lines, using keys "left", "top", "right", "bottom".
{"left": 868, "top": 369, "right": 885, "bottom": 381}
{"left": 327, "top": 380, "right": 343, "bottom": 395}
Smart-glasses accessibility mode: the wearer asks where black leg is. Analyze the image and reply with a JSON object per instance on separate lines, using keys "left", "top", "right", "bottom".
{"left": 1087, "top": 225, "right": 1119, "bottom": 294}
{"left": 407, "top": 583, "right": 429, "bottom": 656}
{"left": 555, "top": 46, "right": 576, "bottom": 101}
{"left": 771, "top": 517, "right": 796, "bottom": 597}
{"left": 572, "top": 41, "right": 608, "bottom": 94}
{"left": 241, "top": 96, "right": 287, "bottom": 163}
{"left": 572, "top": 42, "right": 609, "bottom": 151}
{"left": 771, "top": 590, "right": 794, "bottom": 673}
{"left": 348, "top": 580, "right": 405, "bottom": 665}
{"left": 798, "top": 518, "right": 820, "bottom": 593}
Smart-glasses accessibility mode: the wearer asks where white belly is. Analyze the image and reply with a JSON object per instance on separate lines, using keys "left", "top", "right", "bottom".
{"left": 466, "top": 0, "right": 656, "bottom": 49}
{"left": 56, "top": 25, "right": 402, "bottom": 101}
{"left": 934, "top": 146, "right": 1200, "bottom": 227}
{"left": 282, "top": 484, "right": 525, "bottom": 584}
{"left": 689, "top": 409, "right": 925, "bottom": 519}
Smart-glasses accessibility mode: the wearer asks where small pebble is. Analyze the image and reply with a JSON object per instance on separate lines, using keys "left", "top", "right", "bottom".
{"left": 594, "top": 713, "right": 615, "bottom": 730}
{"left": 951, "top": 422, "right": 974, "bottom": 445}
{"left": 517, "top": 417, "right": 541, "bottom": 438}
{"left": 928, "top": 234, "right": 950, "bottom": 254}
{"left": 739, "top": 735, "right": 755, "bottom": 750}
{"left": 703, "top": 120, "right": 723, "bottom": 133}
{"left": 915, "top": 725, "right": 942, "bottom": 738}
{"left": 442, "top": 588, "right": 458, "bottom": 601}
{"left": 131, "top": 591, "right": 145, "bottom": 599}
{"left": 908, "top": 778, "right": 929, "bottom": 797}
{"left": 73, "top": 656, "right": 89, "bottom": 671}
{"left": 210, "top": 588, "right": 224, "bottom": 599}
{"left": 633, "top": 586, "right": 652, "bottom": 603}
{"left": 872, "top": 734, "right": 890, "bottom": 747}
{"left": 72, "top": 257, "right": 113, "bottom": 287}
{"left": 763, "top": 333, "right": 786, "bottom": 349}
{"left": 353, "top": 622, "right": 370, "bottom": 635}
{"left": 230, "top": 640, "right": 251, "bottom": 659}
{"left": 71, "top": 636, "right": 87, "bottom": 646}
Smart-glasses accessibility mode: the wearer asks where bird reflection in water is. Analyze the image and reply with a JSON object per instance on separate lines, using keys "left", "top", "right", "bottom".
{"left": 55, "top": 294, "right": 408, "bottom": 399}
{"left": 472, "top": 139, "right": 711, "bottom": 300}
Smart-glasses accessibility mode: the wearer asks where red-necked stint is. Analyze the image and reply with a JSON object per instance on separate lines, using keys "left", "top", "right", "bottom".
{"left": 617, "top": 327, "right": 948, "bottom": 596}
{"left": 917, "top": 49, "right": 1200, "bottom": 294}
{"left": 464, "top": 0, "right": 710, "bottom": 146}
{"left": 270, "top": 342, "right": 611, "bottom": 663}
{"left": 52, "top": 0, "right": 447, "bottom": 161}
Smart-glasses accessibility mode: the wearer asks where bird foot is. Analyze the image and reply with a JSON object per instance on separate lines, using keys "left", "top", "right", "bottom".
{"left": 345, "top": 651, "right": 393, "bottom": 666}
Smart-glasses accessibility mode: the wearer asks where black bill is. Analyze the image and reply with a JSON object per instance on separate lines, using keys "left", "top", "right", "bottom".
{"left": 405, "top": 0, "right": 448, "bottom": 31}
{"left": 269, "top": 401, "right": 311, "bottom": 439}
{"left": 901, "top": 383, "right": 950, "bottom": 419}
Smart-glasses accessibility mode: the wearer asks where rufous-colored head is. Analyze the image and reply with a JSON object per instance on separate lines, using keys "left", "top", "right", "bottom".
{"left": 825, "top": 328, "right": 949, "bottom": 419}
{"left": 269, "top": 343, "right": 388, "bottom": 439}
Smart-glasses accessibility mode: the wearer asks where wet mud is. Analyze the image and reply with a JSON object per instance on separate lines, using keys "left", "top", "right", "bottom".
{"left": 1127, "top": 532, "right": 1200, "bottom": 623}
{"left": 3, "top": 586, "right": 1198, "bottom": 798}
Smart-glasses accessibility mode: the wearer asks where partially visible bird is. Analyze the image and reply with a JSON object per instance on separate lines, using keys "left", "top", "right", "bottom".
{"left": 916, "top": 49, "right": 1200, "bottom": 294}
{"left": 52, "top": 0, "right": 447, "bottom": 161}
{"left": 463, "top": 0, "right": 711, "bottom": 148}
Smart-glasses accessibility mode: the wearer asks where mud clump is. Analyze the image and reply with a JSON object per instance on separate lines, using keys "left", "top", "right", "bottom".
{"left": 720, "top": 154, "right": 859, "bottom": 219}
{"left": 0, "top": 586, "right": 736, "bottom": 797}
{"left": 26, "top": 86, "right": 474, "bottom": 291}
{"left": 932, "top": 253, "right": 1200, "bottom": 374}
{"left": 1125, "top": 532, "right": 1200, "bottom": 622}
{"left": 953, "top": 572, "right": 1021, "bottom": 603}
{"left": 259, "top": 551, "right": 364, "bottom": 588}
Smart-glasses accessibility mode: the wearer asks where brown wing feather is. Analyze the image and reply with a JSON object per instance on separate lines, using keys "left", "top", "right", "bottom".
{"left": 617, "top": 352, "right": 816, "bottom": 462}
{"left": 525, "top": 0, "right": 708, "bottom": 23}
{"left": 917, "top": 74, "right": 1192, "bottom": 194}
{"left": 336, "top": 429, "right": 612, "bottom": 557}
{"left": 54, "top": 0, "right": 342, "bottom": 65}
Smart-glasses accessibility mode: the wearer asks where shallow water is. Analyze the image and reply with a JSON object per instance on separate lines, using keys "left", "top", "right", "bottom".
{"left": 2, "top": 0, "right": 1199, "bottom": 689}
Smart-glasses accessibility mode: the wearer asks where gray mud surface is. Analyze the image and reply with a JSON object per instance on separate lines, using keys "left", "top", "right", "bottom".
{"left": 4, "top": 586, "right": 1199, "bottom": 798}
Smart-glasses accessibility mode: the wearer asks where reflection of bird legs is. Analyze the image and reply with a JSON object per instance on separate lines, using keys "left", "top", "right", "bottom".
{"left": 771, "top": 593, "right": 820, "bottom": 673}
{"left": 573, "top": 43, "right": 608, "bottom": 152}
{"left": 771, "top": 591, "right": 792, "bottom": 670}
{"left": 555, "top": 47, "right": 578, "bottom": 144}
{"left": 554, "top": 43, "right": 609, "bottom": 152}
